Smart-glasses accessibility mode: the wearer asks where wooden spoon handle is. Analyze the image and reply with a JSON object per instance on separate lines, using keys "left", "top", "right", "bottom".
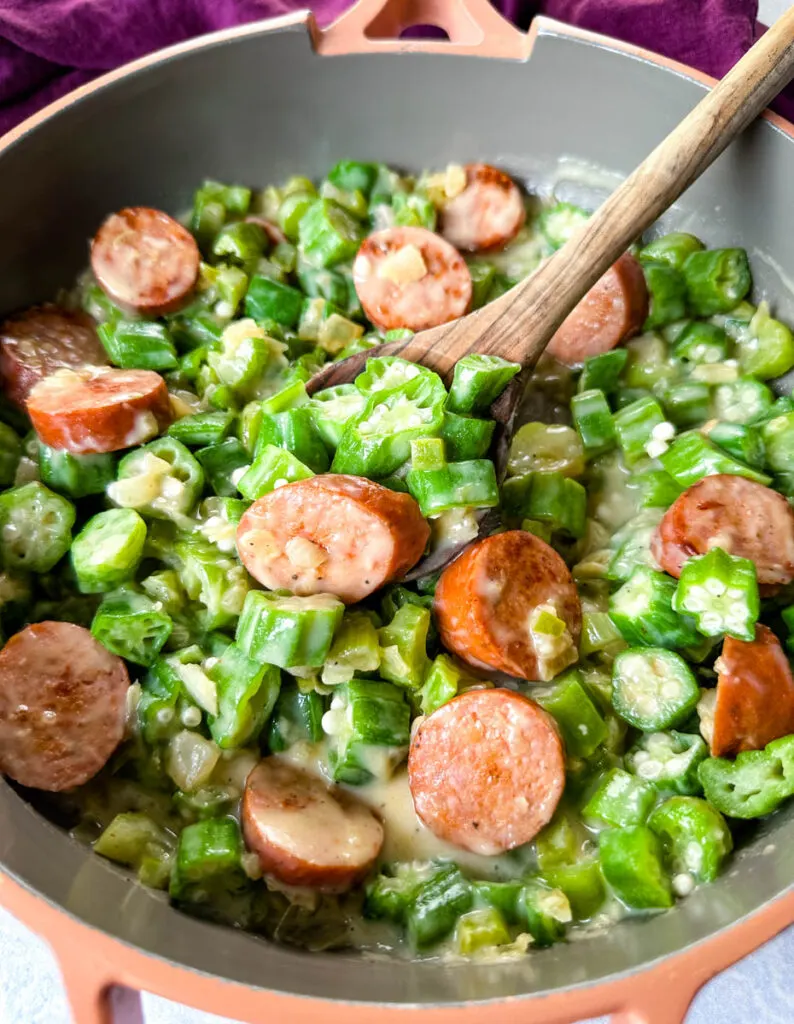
{"left": 462, "top": 5, "right": 794, "bottom": 368}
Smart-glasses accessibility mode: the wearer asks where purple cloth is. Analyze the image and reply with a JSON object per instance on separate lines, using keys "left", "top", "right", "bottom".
{"left": 0, "top": 0, "right": 789, "bottom": 136}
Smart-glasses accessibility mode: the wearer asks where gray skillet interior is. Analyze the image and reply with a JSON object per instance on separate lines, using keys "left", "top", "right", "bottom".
{"left": 0, "top": 15, "right": 793, "bottom": 1007}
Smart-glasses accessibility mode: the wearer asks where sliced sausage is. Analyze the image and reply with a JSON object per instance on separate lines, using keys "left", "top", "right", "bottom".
{"left": 0, "top": 305, "right": 108, "bottom": 408}
{"left": 711, "top": 625, "right": 794, "bottom": 757}
{"left": 439, "top": 163, "right": 526, "bottom": 252}
{"left": 26, "top": 365, "right": 172, "bottom": 454}
{"left": 353, "top": 226, "right": 472, "bottom": 332}
{"left": 408, "top": 688, "right": 564, "bottom": 855}
{"left": 545, "top": 253, "right": 648, "bottom": 366}
{"left": 652, "top": 474, "right": 794, "bottom": 589}
{"left": 0, "top": 621, "right": 129, "bottom": 792}
{"left": 236, "top": 474, "right": 430, "bottom": 604}
{"left": 242, "top": 758, "right": 384, "bottom": 891}
{"left": 434, "top": 530, "right": 582, "bottom": 680}
{"left": 90, "top": 206, "right": 200, "bottom": 317}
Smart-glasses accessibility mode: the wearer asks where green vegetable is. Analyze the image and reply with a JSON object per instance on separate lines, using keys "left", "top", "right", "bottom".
{"left": 501, "top": 471, "right": 587, "bottom": 539}
{"left": 0, "top": 482, "right": 75, "bottom": 573}
{"left": 244, "top": 275, "right": 304, "bottom": 328}
{"left": 378, "top": 603, "right": 430, "bottom": 690}
{"left": 535, "top": 671, "right": 607, "bottom": 758}
{"left": 407, "top": 457, "right": 498, "bottom": 518}
{"left": 571, "top": 389, "right": 616, "bottom": 455}
{"left": 643, "top": 262, "right": 688, "bottom": 329}
{"left": 712, "top": 377, "right": 774, "bottom": 424}
{"left": 673, "top": 322, "right": 728, "bottom": 365}
{"left": 583, "top": 768, "right": 656, "bottom": 827}
{"left": 170, "top": 817, "right": 243, "bottom": 900}
{"left": 236, "top": 445, "right": 314, "bottom": 499}
{"left": 599, "top": 826, "right": 673, "bottom": 909}
{"left": 38, "top": 446, "right": 116, "bottom": 498}
{"left": 440, "top": 412, "right": 495, "bottom": 461}
{"left": 609, "top": 567, "right": 699, "bottom": 649}
{"left": 308, "top": 385, "right": 367, "bottom": 450}
{"left": 707, "top": 422, "right": 765, "bottom": 469}
{"left": 236, "top": 590, "right": 344, "bottom": 669}
{"left": 420, "top": 654, "right": 473, "bottom": 715}
{"left": 540, "top": 860, "right": 606, "bottom": 920}
{"left": 454, "top": 908, "right": 511, "bottom": 954}
{"left": 175, "top": 536, "right": 249, "bottom": 630}
{"left": 91, "top": 587, "right": 172, "bottom": 666}
{"left": 672, "top": 547, "right": 759, "bottom": 642}
{"left": 659, "top": 432, "right": 771, "bottom": 488}
{"left": 640, "top": 232, "right": 704, "bottom": 270}
{"left": 167, "top": 411, "right": 234, "bottom": 448}
{"left": 578, "top": 349, "right": 628, "bottom": 394}
{"left": 94, "top": 812, "right": 174, "bottom": 890}
{"left": 407, "top": 864, "right": 473, "bottom": 949}
{"left": 71, "top": 509, "right": 146, "bottom": 594}
{"left": 612, "top": 648, "right": 700, "bottom": 730}
{"left": 267, "top": 682, "right": 325, "bottom": 751}
{"left": 539, "top": 201, "right": 589, "bottom": 250}
{"left": 196, "top": 438, "right": 251, "bottom": 497}
{"left": 447, "top": 354, "right": 521, "bottom": 414}
{"left": 682, "top": 248, "right": 752, "bottom": 317}
{"left": 661, "top": 382, "right": 711, "bottom": 428}
{"left": 365, "top": 862, "right": 442, "bottom": 923}
{"left": 298, "top": 199, "right": 363, "bottom": 268}
{"left": 612, "top": 396, "right": 667, "bottom": 466}
{"left": 626, "top": 731, "right": 708, "bottom": 796}
{"left": 328, "top": 679, "right": 411, "bottom": 785}
{"left": 110, "top": 438, "right": 205, "bottom": 521}
{"left": 97, "top": 319, "right": 178, "bottom": 371}
{"left": 648, "top": 796, "right": 732, "bottom": 884}
{"left": 698, "top": 734, "right": 794, "bottom": 818}
{"left": 322, "top": 611, "right": 381, "bottom": 685}
{"left": 519, "top": 881, "right": 571, "bottom": 947}
{"left": 736, "top": 301, "right": 794, "bottom": 380}
{"left": 207, "top": 642, "right": 281, "bottom": 749}
{"left": 254, "top": 407, "right": 329, "bottom": 473}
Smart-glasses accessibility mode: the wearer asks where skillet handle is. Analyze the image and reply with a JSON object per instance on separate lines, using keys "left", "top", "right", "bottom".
{"left": 53, "top": 937, "right": 144, "bottom": 1024}
{"left": 316, "top": 0, "right": 531, "bottom": 58}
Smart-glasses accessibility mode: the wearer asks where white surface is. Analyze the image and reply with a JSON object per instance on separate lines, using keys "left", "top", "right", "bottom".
{"left": 3, "top": 0, "right": 793, "bottom": 1020}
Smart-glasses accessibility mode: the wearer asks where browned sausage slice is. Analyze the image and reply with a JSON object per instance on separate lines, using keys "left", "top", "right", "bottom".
{"left": 711, "top": 625, "right": 794, "bottom": 757}
{"left": 0, "top": 305, "right": 108, "bottom": 408}
{"left": 26, "top": 366, "right": 172, "bottom": 454}
{"left": 242, "top": 758, "right": 384, "bottom": 891}
{"left": 90, "top": 206, "right": 200, "bottom": 316}
{"left": 545, "top": 253, "right": 648, "bottom": 366}
{"left": 0, "top": 621, "right": 129, "bottom": 792}
{"left": 439, "top": 163, "right": 526, "bottom": 252}
{"left": 433, "top": 530, "right": 581, "bottom": 681}
{"left": 236, "top": 474, "right": 430, "bottom": 604}
{"left": 652, "top": 474, "right": 794, "bottom": 588}
{"left": 353, "top": 226, "right": 472, "bottom": 332}
{"left": 408, "top": 688, "right": 565, "bottom": 855}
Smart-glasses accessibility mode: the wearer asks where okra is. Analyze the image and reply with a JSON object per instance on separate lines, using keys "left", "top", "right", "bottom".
{"left": 236, "top": 590, "right": 344, "bottom": 669}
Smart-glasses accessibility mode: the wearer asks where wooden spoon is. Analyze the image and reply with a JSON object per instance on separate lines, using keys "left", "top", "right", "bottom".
{"left": 307, "top": 7, "right": 794, "bottom": 576}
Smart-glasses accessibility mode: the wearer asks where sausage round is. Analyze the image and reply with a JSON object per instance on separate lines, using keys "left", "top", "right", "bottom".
{"left": 0, "top": 621, "right": 129, "bottom": 792}
{"left": 353, "top": 226, "right": 472, "bottom": 332}
{"left": 0, "top": 305, "right": 108, "bottom": 408}
{"left": 652, "top": 474, "right": 794, "bottom": 589}
{"left": 90, "top": 206, "right": 200, "bottom": 317}
{"left": 26, "top": 366, "right": 172, "bottom": 454}
{"left": 545, "top": 253, "right": 648, "bottom": 366}
{"left": 433, "top": 530, "right": 582, "bottom": 680}
{"left": 439, "top": 163, "right": 526, "bottom": 252}
{"left": 711, "top": 624, "right": 794, "bottom": 757}
{"left": 236, "top": 474, "right": 430, "bottom": 604}
{"left": 241, "top": 758, "right": 384, "bottom": 891}
{"left": 408, "top": 688, "right": 565, "bottom": 855}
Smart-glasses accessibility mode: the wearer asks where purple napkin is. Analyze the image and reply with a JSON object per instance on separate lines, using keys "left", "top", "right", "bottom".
{"left": 0, "top": 0, "right": 788, "bottom": 136}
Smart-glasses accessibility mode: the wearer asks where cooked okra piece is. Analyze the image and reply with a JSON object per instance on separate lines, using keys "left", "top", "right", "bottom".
{"left": 626, "top": 469, "right": 683, "bottom": 509}
{"left": 71, "top": 509, "right": 147, "bottom": 593}
{"left": 612, "top": 396, "right": 668, "bottom": 465}
{"left": 327, "top": 159, "right": 378, "bottom": 195}
{"left": 110, "top": 438, "right": 205, "bottom": 521}
{"left": 507, "top": 422, "right": 586, "bottom": 477}
{"left": 672, "top": 547, "right": 759, "bottom": 642}
{"left": 579, "top": 611, "right": 624, "bottom": 656}
{"left": 38, "top": 444, "right": 117, "bottom": 498}
{"left": 94, "top": 812, "right": 174, "bottom": 890}
{"left": 599, "top": 825, "right": 673, "bottom": 909}
{"left": 267, "top": 682, "right": 326, "bottom": 752}
{"left": 707, "top": 422, "right": 765, "bottom": 469}
{"left": 420, "top": 654, "right": 475, "bottom": 715}
{"left": 307, "top": 385, "right": 367, "bottom": 450}
{"left": 277, "top": 190, "right": 317, "bottom": 241}
{"left": 176, "top": 537, "right": 248, "bottom": 630}
{"left": 626, "top": 731, "right": 708, "bottom": 795}
{"left": 321, "top": 611, "right": 381, "bottom": 685}
{"left": 236, "top": 444, "right": 314, "bottom": 500}
{"left": 0, "top": 481, "right": 75, "bottom": 573}
{"left": 659, "top": 432, "right": 771, "bottom": 487}
{"left": 736, "top": 301, "right": 794, "bottom": 380}
{"left": 540, "top": 859, "right": 606, "bottom": 920}
{"left": 0, "top": 422, "right": 21, "bottom": 487}
{"left": 673, "top": 321, "right": 728, "bottom": 365}
{"left": 698, "top": 734, "right": 794, "bottom": 818}
{"left": 583, "top": 768, "right": 656, "bottom": 828}
{"left": 605, "top": 509, "right": 665, "bottom": 582}
{"left": 519, "top": 881, "right": 572, "bottom": 947}
{"left": 195, "top": 438, "right": 251, "bottom": 498}
{"left": 298, "top": 199, "right": 363, "bottom": 268}
{"left": 501, "top": 471, "right": 587, "bottom": 539}
{"left": 207, "top": 642, "right": 281, "bottom": 749}
{"left": 365, "top": 862, "right": 442, "bottom": 922}
{"left": 642, "top": 262, "right": 688, "bottom": 329}
{"left": 97, "top": 319, "right": 178, "bottom": 371}
{"left": 661, "top": 382, "right": 711, "bottom": 428}
{"left": 639, "top": 232, "right": 704, "bottom": 270}
{"left": 407, "top": 864, "right": 474, "bottom": 949}
{"left": 212, "top": 220, "right": 267, "bottom": 271}
{"left": 236, "top": 590, "right": 344, "bottom": 668}
{"left": 170, "top": 817, "right": 243, "bottom": 900}
{"left": 447, "top": 354, "right": 521, "bottom": 414}
{"left": 578, "top": 349, "right": 628, "bottom": 395}
{"left": 167, "top": 410, "right": 234, "bottom": 448}
{"left": 440, "top": 411, "right": 495, "bottom": 461}
{"left": 682, "top": 248, "right": 752, "bottom": 316}
{"left": 761, "top": 409, "right": 794, "bottom": 474}
{"left": 378, "top": 603, "right": 431, "bottom": 690}
{"left": 454, "top": 908, "right": 511, "bottom": 954}
{"left": 407, "top": 458, "right": 498, "bottom": 518}
{"left": 254, "top": 407, "right": 329, "bottom": 473}
{"left": 535, "top": 671, "right": 607, "bottom": 758}
{"left": 539, "top": 201, "right": 589, "bottom": 250}
{"left": 712, "top": 377, "right": 774, "bottom": 424}
{"left": 571, "top": 389, "right": 616, "bottom": 455}
{"left": 326, "top": 679, "right": 411, "bottom": 785}
{"left": 91, "top": 586, "right": 173, "bottom": 666}
{"left": 609, "top": 566, "right": 699, "bottom": 649}
{"left": 612, "top": 648, "right": 700, "bottom": 730}
{"left": 648, "top": 796, "right": 732, "bottom": 885}
{"left": 244, "top": 274, "right": 304, "bottom": 327}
